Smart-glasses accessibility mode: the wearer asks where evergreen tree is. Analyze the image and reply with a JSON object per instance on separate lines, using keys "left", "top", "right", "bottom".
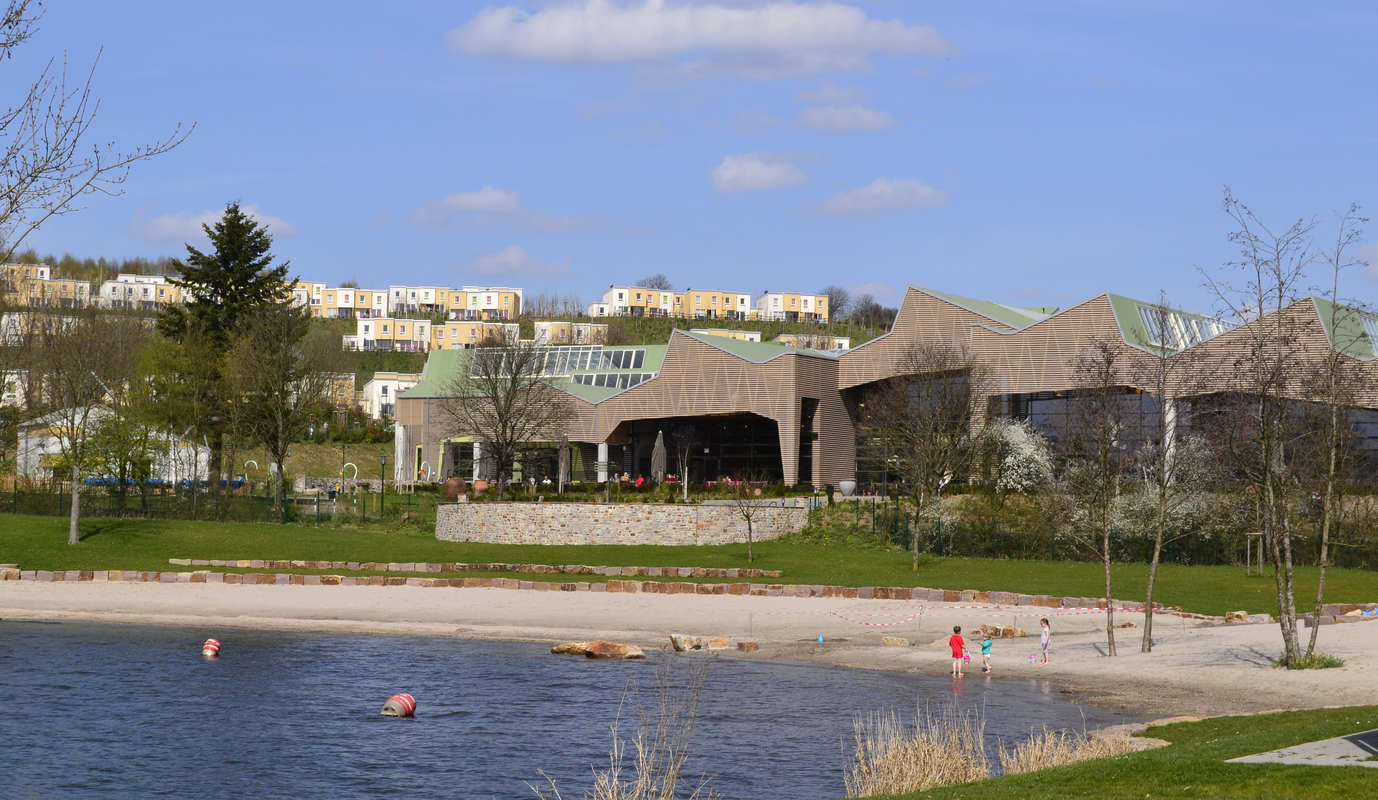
{"left": 158, "top": 202, "right": 293, "bottom": 346}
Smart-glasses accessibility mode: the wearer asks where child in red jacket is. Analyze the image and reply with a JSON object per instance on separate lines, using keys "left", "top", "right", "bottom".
{"left": 949, "top": 625, "right": 966, "bottom": 678}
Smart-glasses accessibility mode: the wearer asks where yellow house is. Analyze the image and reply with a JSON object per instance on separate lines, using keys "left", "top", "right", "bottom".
{"left": 772, "top": 332, "right": 850, "bottom": 350}
{"left": 676, "top": 289, "right": 755, "bottom": 320}
{"left": 451, "top": 286, "right": 523, "bottom": 321}
{"left": 342, "top": 317, "right": 433, "bottom": 352}
{"left": 2, "top": 265, "right": 91, "bottom": 309}
{"left": 429, "top": 321, "right": 519, "bottom": 350}
{"left": 96, "top": 274, "right": 184, "bottom": 310}
{"left": 319, "top": 287, "right": 389, "bottom": 319}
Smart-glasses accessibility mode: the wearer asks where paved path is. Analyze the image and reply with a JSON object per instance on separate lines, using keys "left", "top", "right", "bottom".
{"left": 1228, "top": 729, "right": 1378, "bottom": 768}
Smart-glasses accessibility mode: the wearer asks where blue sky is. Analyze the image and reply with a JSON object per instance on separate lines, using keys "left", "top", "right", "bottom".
{"left": 15, "top": 1, "right": 1378, "bottom": 315}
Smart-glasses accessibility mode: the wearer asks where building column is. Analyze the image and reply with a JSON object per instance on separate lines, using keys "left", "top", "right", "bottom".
{"left": 1163, "top": 396, "right": 1178, "bottom": 476}
{"left": 471, "top": 441, "right": 482, "bottom": 481}
{"left": 776, "top": 416, "right": 800, "bottom": 487}
{"left": 597, "top": 442, "right": 609, "bottom": 482}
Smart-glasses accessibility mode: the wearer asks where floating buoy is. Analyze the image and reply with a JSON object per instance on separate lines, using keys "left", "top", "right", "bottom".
{"left": 381, "top": 693, "right": 416, "bottom": 717}
{"left": 201, "top": 638, "right": 220, "bottom": 658}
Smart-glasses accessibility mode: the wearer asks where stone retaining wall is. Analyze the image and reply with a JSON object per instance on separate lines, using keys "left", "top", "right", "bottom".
{"left": 165, "top": 558, "right": 782, "bottom": 578}
{"left": 434, "top": 501, "right": 808, "bottom": 546}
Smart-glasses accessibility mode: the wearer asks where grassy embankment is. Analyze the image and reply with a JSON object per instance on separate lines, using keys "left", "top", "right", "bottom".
{"left": 864, "top": 705, "right": 1378, "bottom": 800}
{"left": 2, "top": 513, "right": 1376, "bottom": 615}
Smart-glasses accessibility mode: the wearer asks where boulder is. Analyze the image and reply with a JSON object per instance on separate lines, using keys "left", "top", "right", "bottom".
{"left": 881, "top": 636, "right": 909, "bottom": 647}
{"left": 1224, "top": 610, "right": 1249, "bottom": 624}
{"left": 670, "top": 633, "right": 707, "bottom": 651}
{"left": 736, "top": 641, "right": 759, "bottom": 653}
{"left": 552, "top": 641, "right": 646, "bottom": 659}
{"left": 706, "top": 637, "right": 731, "bottom": 651}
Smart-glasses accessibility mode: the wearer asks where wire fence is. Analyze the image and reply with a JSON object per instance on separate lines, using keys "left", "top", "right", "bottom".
{"left": 3, "top": 484, "right": 438, "bottom": 526}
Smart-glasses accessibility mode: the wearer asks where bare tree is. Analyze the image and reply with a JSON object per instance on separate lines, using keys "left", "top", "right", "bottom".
{"left": 821, "top": 285, "right": 850, "bottom": 321}
{"left": 1200, "top": 188, "right": 1318, "bottom": 666}
{"left": 29, "top": 310, "right": 146, "bottom": 543}
{"left": 860, "top": 342, "right": 988, "bottom": 570}
{"left": 637, "top": 274, "right": 673, "bottom": 291}
{"left": 1, "top": 0, "right": 192, "bottom": 262}
{"left": 441, "top": 338, "right": 572, "bottom": 500}
{"left": 669, "top": 423, "right": 697, "bottom": 502}
{"left": 1056, "top": 340, "right": 1134, "bottom": 657}
{"left": 228, "top": 302, "right": 340, "bottom": 521}
{"left": 729, "top": 474, "right": 764, "bottom": 563}
{"left": 1301, "top": 205, "right": 1369, "bottom": 657}
{"left": 1128, "top": 296, "right": 1218, "bottom": 652}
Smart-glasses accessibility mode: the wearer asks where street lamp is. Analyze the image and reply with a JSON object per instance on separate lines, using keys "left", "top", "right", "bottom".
{"left": 380, "top": 454, "right": 387, "bottom": 515}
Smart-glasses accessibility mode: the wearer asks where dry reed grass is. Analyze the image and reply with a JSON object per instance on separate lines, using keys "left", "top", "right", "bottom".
{"left": 843, "top": 706, "right": 989, "bottom": 797}
{"left": 530, "top": 658, "right": 719, "bottom": 800}
{"left": 997, "top": 726, "right": 1138, "bottom": 775}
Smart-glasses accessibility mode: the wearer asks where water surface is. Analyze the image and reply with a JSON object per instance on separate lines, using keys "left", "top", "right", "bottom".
{"left": 0, "top": 622, "right": 1134, "bottom": 799}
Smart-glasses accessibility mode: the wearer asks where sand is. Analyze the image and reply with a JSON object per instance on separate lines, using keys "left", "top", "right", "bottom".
{"left": 2, "top": 581, "right": 1374, "bottom": 719}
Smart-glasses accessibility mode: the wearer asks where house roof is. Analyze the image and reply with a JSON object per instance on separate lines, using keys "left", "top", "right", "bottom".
{"left": 677, "top": 329, "right": 837, "bottom": 361}
{"left": 923, "top": 289, "right": 1055, "bottom": 331}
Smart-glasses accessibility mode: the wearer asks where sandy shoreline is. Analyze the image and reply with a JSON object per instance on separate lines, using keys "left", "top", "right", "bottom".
{"left": 3, "top": 581, "right": 1375, "bottom": 720}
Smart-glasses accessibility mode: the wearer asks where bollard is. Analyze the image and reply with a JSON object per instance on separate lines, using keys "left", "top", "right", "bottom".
{"left": 201, "top": 638, "right": 221, "bottom": 658}
{"left": 381, "top": 693, "right": 416, "bottom": 717}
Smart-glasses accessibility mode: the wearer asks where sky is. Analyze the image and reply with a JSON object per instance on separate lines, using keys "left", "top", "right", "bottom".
{"left": 13, "top": 1, "right": 1378, "bottom": 316}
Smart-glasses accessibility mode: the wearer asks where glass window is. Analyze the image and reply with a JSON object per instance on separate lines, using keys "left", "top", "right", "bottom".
{"left": 633, "top": 351, "right": 644, "bottom": 369}
{"left": 1361, "top": 314, "right": 1378, "bottom": 350}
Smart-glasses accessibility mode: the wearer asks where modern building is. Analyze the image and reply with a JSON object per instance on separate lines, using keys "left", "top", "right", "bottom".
{"left": 774, "top": 332, "right": 849, "bottom": 350}
{"left": 1, "top": 263, "right": 90, "bottom": 309}
{"left": 395, "top": 284, "right": 1378, "bottom": 491}
{"left": 96, "top": 274, "right": 184, "bottom": 311}
{"left": 756, "top": 291, "right": 829, "bottom": 323}
{"left": 533, "top": 321, "right": 608, "bottom": 346}
{"left": 449, "top": 286, "right": 523, "bottom": 321}
{"left": 690, "top": 328, "right": 761, "bottom": 342}
{"left": 341, "top": 317, "right": 433, "bottom": 352}
{"left": 360, "top": 372, "right": 422, "bottom": 419}
{"left": 587, "top": 285, "right": 759, "bottom": 321}
{"left": 429, "top": 321, "right": 520, "bottom": 350}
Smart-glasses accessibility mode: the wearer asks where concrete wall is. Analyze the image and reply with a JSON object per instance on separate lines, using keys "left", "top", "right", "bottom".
{"left": 435, "top": 500, "right": 808, "bottom": 546}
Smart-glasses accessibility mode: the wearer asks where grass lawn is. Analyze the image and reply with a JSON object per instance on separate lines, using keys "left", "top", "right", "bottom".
{"left": 865, "top": 706, "right": 1378, "bottom": 799}
{"left": 1, "top": 514, "right": 1375, "bottom": 615}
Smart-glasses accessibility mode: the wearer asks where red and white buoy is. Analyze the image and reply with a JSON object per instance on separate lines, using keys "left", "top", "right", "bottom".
{"left": 201, "top": 638, "right": 221, "bottom": 658}
{"left": 381, "top": 693, "right": 416, "bottom": 717}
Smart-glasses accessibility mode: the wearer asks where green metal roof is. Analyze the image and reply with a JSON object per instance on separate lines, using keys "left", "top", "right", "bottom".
{"left": 400, "top": 344, "right": 671, "bottom": 403}
{"left": 1106, "top": 293, "right": 1233, "bottom": 352}
{"left": 923, "top": 289, "right": 1053, "bottom": 331}
{"left": 679, "top": 329, "right": 836, "bottom": 361}
{"left": 399, "top": 348, "right": 470, "bottom": 399}
{"left": 1312, "top": 297, "right": 1378, "bottom": 360}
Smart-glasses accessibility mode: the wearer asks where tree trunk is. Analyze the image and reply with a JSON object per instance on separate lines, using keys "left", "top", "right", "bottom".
{"left": 67, "top": 463, "right": 81, "bottom": 545}
{"left": 746, "top": 519, "right": 754, "bottom": 563}
{"left": 1103, "top": 523, "right": 1116, "bottom": 656}
{"left": 1142, "top": 486, "right": 1168, "bottom": 652}
{"left": 1306, "top": 405, "right": 1340, "bottom": 657}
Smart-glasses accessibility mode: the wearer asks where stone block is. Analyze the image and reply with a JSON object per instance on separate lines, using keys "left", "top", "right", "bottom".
{"left": 224, "top": 573, "right": 243, "bottom": 585}
{"left": 727, "top": 583, "right": 748, "bottom": 595}
{"left": 405, "top": 578, "right": 423, "bottom": 587}
{"left": 159, "top": 572, "right": 178, "bottom": 583}
{"left": 91, "top": 570, "right": 108, "bottom": 582}
{"left": 842, "top": 587, "right": 859, "bottom": 599}
{"left": 590, "top": 582, "right": 607, "bottom": 592}
{"left": 207, "top": 573, "right": 224, "bottom": 584}
{"left": 857, "top": 586, "right": 875, "bottom": 599}
{"left": 942, "top": 590, "right": 961, "bottom": 602}
{"left": 960, "top": 590, "right": 976, "bottom": 601}
{"left": 736, "top": 641, "right": 760, "bottom": 652}
{"left": 386, "top": 577, "right": 406, "bottom": 586}
{"left": 304, "top": 575, "right": 321, "bottom": 586}
{"left": 290, "top": 574, "right": 305, "bottom": 586}
{"left": 340, "top": 577, "right": 357, "bottom": 586}
{"left": 874, "top": 587, "right": 890, "bottom": 600}
{"left": 881, "top": 636, "right": 909, "bottom": 647}
{"left": 35, "top": 570, "right": 53, "bottom": 581}
{"left": 1034, "top": 595, "right": 1060, "bottom": 608}
{"left": 189, "top": 572, "right": 205, "bottom": 583}
{"left": 20, "top": 570, "right": 36, "bottom": 580}
{"left": 169, "top": 558, "right": 191, "bottom": 566}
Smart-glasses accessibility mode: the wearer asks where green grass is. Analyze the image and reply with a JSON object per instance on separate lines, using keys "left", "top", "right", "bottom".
{"left": 1277, "top": 652, "right": 1346, "bottom": 670}
{"left": 863, "top": 706, "right": 1378, "bottom": 799}
{"left": 2, "top": 514, "right": 1375, "bottom": 616}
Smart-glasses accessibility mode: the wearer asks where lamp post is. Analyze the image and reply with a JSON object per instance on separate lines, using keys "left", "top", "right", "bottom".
{"left": 380, "top": 454, "right": 387, "bottom": 516}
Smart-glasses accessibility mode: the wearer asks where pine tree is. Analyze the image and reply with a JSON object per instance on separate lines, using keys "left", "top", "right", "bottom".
{"left": 158, "top": 202, "right": 293, "bottom": 346}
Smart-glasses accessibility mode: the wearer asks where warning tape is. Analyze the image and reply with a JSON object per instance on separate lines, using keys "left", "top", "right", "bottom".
{"left": 827, "top": 609, "right": 926, "bottom": 628}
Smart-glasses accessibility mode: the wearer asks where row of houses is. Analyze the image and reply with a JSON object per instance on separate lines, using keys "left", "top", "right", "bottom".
{"left": 587, "top": 286, "right": 830, "bottom": 323}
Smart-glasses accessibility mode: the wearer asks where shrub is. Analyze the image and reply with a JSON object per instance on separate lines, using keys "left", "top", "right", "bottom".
{"left": 1276, "top": 652, "right": 1346, "bottom": 670}
{"left": 997, "top": 727, "right": 1138, "bottom": 775}
{"left": 844, "top": 706, "right": 988, "bottom": 796}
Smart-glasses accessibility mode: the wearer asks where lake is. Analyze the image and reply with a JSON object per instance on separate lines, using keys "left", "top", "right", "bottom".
{"left": 0, "top": 622, "right": 1134, "bottom": 799}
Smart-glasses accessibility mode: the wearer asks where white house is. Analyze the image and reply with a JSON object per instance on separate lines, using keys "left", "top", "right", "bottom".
{"left": 17, "top": 406, "right": 211, "bottom": 484}
{"left": 360, "top": 372, "right": 422, "bottom": 419}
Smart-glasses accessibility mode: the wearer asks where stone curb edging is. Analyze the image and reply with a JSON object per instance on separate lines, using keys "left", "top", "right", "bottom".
{"left": 11, "top": 565, "right": 1372, "bottom": 625}
{"left": 165, "top": 558, "right": 784, "bottom": 579}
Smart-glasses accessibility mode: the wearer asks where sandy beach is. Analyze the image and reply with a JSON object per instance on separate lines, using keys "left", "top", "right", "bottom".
{"left": 3, "top": 581, "right": 1374, "bottom": 719}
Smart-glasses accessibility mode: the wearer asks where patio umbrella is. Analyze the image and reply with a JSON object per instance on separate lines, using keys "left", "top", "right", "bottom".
{"left": 650, "top": 430, "right": 666, "bottom": 483}
{"left": 557, "top": 434, "right": 570, "bottom": 493}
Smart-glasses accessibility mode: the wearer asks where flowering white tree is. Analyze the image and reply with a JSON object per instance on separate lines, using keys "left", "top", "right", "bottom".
{"left": 983, "top": 419, "right": 1053, "bottom": 495}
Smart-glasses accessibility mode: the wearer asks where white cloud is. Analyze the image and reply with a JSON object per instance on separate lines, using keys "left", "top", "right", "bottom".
{"left": 734, "top": 110, "right": 783, "bottom": 133}
{"left": 821, "top": 177, "right": 947, "bottom": 216}
{"left": 410, "top": 186, "right": 590, "bottom": 233}
{"left": 799, "top": 104, "right": 896, "bottom": 132}
{"left": 711, "top": 152, "right": 806, "bottom": 193}
{"left": 447, "top": 1, "right": 952, "bottom": 76}
{"left": 129, "top": 205, "right": 297, "bottom": 243}
{"left": 467, "top": 244, "right": 570, "bottom": 277}
{"left": 798, "top": 80, "right": 863, "bottom": 105}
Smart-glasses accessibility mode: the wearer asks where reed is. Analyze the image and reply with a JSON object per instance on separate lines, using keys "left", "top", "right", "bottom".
{"left": 843, "top": 706, "right": 989, "bottom": 797}
{"left": 530, "top": 658, "right": 718, "bottom": 800}
{"left": 997, "top": 726, "right": 1138, "bottom": 775}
